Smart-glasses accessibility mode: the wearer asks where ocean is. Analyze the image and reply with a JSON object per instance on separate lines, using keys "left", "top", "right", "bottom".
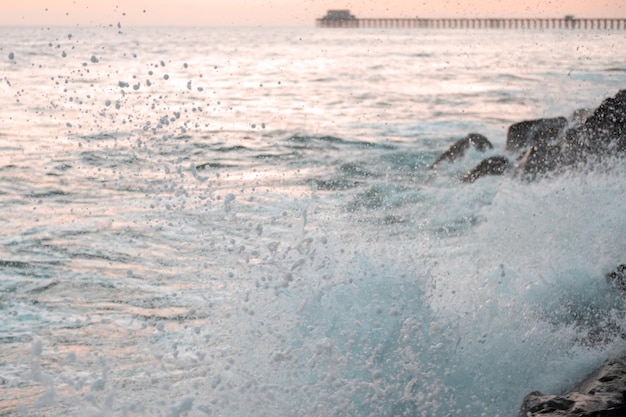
{"left": 1, "top": 25, "right": 625, "bottom": 417}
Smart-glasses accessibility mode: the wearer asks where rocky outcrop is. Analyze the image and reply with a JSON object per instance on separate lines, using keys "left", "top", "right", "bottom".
{"left": 429, "top": 89, "right": 626, "bottom": 182}
{"left": 430, "top": 133, "right": 493, "bottom": 169}
{"left": 505, "top": 117, "right": 569, "bottom": 178}
{"left": 515, "top": 141, "right": 563, "bottom": 177}
{"left": 506, "top": 117, "right": 568, "bottom": 153}
{"left": 461, "top": 156, "right": 510, "bottom": 183}
{"left": 560, "top": 89, "right": 626, "bottom": 167}
{"left": 519, "top": 360, "right": 626, "bottom": 417}
{"left": 524, "top": 90, "right": 626, "bottom": 176}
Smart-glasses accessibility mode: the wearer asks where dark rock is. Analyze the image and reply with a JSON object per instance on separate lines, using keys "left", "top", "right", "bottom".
{"left": 430, "top": 133, "right": 493, "bottom": 169}
{"left": 561, "top": 89, "right": 626, "bottom": 166}
{"left": 506, "top": 117, "right": 568, "bottom": 153}
{"left": 516, "top": 142, "right": 563, "bottom": 177}
{"left": 513, "top": 89, "right": 626, "bottom": 176}
{"left": 461, "top": 156, "right": 510, "bottom": 183}
{"left": 519, "top": 360, "right": 626, "bottom": 417}
{"left": 434, "top": 89, "right": 626, "bottom": 182}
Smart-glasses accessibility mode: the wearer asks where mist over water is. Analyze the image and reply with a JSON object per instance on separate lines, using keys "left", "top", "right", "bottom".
{"left": 1, "top": 26, "right": 625, "bottom": 416}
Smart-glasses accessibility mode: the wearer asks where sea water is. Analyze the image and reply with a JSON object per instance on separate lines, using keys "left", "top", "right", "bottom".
{"left": 0, "top": 25, "right": 625, "bottom": 417}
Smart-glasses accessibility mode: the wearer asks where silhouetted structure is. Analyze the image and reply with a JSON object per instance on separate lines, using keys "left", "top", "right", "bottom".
{"left": 316, "top": 10, "right": 626, "bottom": 29}
{"left": 318, "top": 10, "right": 358, "bottom": 28}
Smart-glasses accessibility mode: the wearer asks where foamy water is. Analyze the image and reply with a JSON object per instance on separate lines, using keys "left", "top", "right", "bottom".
{"left": 1, "top": 26, "right": 625, "bottom": 417}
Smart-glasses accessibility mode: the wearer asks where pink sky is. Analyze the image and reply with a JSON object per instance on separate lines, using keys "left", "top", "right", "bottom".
{"left": 0, "top": 0, "right": 624, "bottom": 26}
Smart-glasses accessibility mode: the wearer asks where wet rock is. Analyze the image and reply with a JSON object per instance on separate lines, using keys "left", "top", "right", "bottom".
{"left": 506, "top": 117, "right": 568, "bottom": 153}
{"left": 433, "top": 89, "right": 625, "bottom": 182}
{"left": 461, "top": 156, "right": 510, "bottom": 183}
{"left": 430, "top": 133, "right": 493, "bottom": 169}
{"left": 519, "top": 360, "right": 626, "bottom": 417}
{"left": 516, "top": 142, "right": 563, "bottom": 177}
{"left": 561, "top": 89, "right": 626, "bottom": 166}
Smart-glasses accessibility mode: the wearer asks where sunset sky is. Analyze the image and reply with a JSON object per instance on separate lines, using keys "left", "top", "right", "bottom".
{"left": 0, "top": 0, "right": 624, "bottom": 27}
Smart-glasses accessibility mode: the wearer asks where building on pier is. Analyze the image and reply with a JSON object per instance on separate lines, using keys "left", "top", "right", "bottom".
{"left": 318, "top": 10, "right": 358, "bottom": 27}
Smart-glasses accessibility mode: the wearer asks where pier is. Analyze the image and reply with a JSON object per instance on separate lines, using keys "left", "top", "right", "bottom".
{"left": 316, "top": 10, "right": 626, "bottom": 30}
